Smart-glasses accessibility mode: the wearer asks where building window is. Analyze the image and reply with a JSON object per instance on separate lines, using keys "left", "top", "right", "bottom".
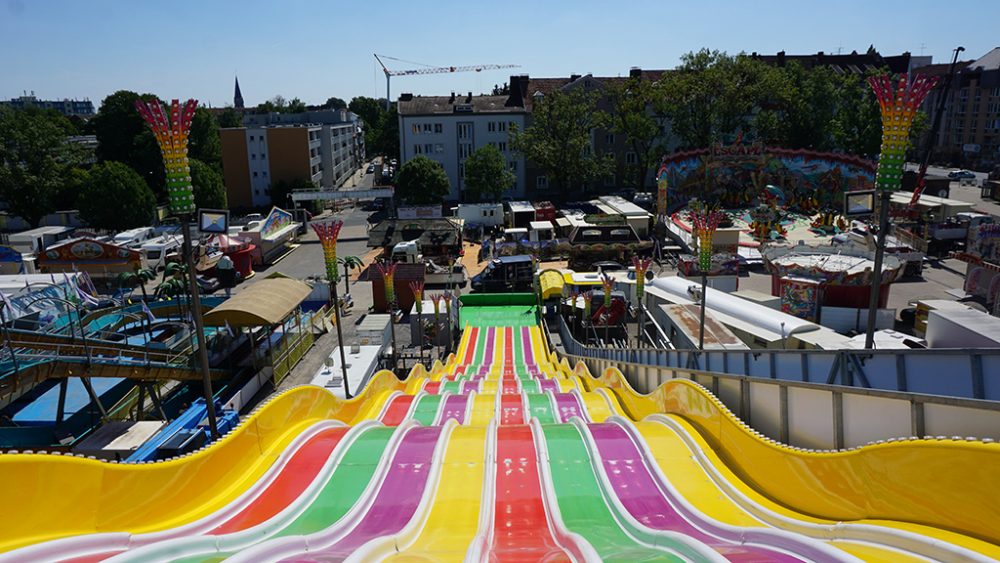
{"left": 253, "top": 171, "right": 258, "bottom": 177}
{"left": 458, "top": 163, "right": 465, "bottom": 179}
{"left": 424, "top": 143, "right": 433, "bottom": 154}
{"left": 498, "top": 141, "right": 507, "bottom": 152}
{"left": 626, "top": 152, "right": 637, "bottom": 165}
{"left": 459, "top": 143, "right": 473, "bottom": 159}
{"left": 537, "top": 176, "right": 548, "bottom": 190}
{"left": 422, "top": 123, "right": 432, "bottom": 133}
{"left": 263, "top": 171, "right": 267, "bottom": 177}
{"left": 488, "top": 122, "right": 496, "bottom": 132}
{"left": 249, "top": 135, "right": 254, "bottom": 141}
{"left": 458, "top": 122, "right": 472, "bottom": 139}
{"left": 435, "top": 143, "right": 444, "bottom": 153}
{"left": 605, "top": 133, "right": 614, "bottom": 144}
{"left": 261, "top": 153, "right": 266, "bottom": 159}
{"left": 498, "top": 121, "right": 506, "bottom": 132}
{"left": 251, "top": 154, "right": 256, "bottom": 160}
{"left": 509, "top": 160, "right": 517, "bottom": 171}
{"left": 414, "top": 144, "right": 422, "bottom": 155}
{"left": 412, "top": 124, "right": 420, "bottom": 134}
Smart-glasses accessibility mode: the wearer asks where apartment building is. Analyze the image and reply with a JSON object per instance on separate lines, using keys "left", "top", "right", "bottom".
{"left": 397, "top": 91, "right": 528, "bottom": 201}
{"left": 220, "top": 110, "right": 365, "bottom": 209}
{"left": 921, "top": 48, "right": 1000, "bottom": 170}
{"left": 1, "top": 93, "right": 95, "bottom": 117}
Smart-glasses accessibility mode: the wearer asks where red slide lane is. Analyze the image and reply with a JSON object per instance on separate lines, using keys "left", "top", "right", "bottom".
{"left": 60, "top": 427, "right": 349, "bottom": 563}
{"left": 489, "top": 425, "right": 571, "bottom": 562}
{"left": 499, "top": 395, "right": 524, "bottom": 425}
{"left": 379, "top": 395, "right": 415, "bottom": 426}
{"left": 504, "top": 327, "right": 514, "bottom": 377}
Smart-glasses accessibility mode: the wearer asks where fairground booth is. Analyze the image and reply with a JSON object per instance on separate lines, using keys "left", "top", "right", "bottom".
{"left": 36, "top": 238, "right": 141, "bottom": 289}
{"left": 206, "top": 233, "right": 255, "bottom": 279}
{"left": 241, "top": 207, "right": 300, "bottom": 266}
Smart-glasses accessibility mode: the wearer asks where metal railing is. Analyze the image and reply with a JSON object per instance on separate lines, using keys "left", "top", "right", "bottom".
{"left": 557, "top": 316, "right": 1000, "bottom": 401}
{"left": 560, "top": 349, "right": 1000, "bottom": 449}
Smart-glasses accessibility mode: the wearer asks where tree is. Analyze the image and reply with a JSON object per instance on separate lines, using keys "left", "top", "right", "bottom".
{"left": 830, "top": 72, "right": 884, "bottom": 158}
{"left": 78, "top": 161, "right": 156, "bottom": 231}
{"left": 0, "top": 107, "right": 86, "bottom": 226}
{"left": 190, "top": 158, "right": 227, "bottom": 209}
{"left": 217, "top": 107, "right": 243, "bottom": 128}
{"left": 118, "top": 267, "right": 157, "bottom": 303}
{"left": 348, "top": 96, "right": 382, "bottom": 127}
{"left": 607, "top": 75, "right": 665, "bottom": 190}
{"left": 373, "top": 105, "right": 400, "bottom": 159}
{"left": 188, "top": 108, "right": 222, "bottom": 169}
{"left": 91, "top": 90, "right": 166, "bottom": 193}
{"left": 510, "top": 88, "right": 612, "bottom": 193}
{"left": 463, "top": 145, "right": 514, "bottom": 202}
{"left": 395, "top": 156, "right": 450, "bottom": 204}
{"left": 269, "top": 177, "right": 314, "bottom": 208}
{"left": 286, "top": 97, "right": 307, "bottom": 113}
{"left": 338, "top": 255, "right": 364, "bottom": 295}
{"left": 324, "top": 97, "right": 347, "bottom": 110}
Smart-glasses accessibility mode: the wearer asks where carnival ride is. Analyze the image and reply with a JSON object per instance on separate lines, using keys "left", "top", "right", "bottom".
{"left": 1, "top": 296, "right": 998, "bottom": 561}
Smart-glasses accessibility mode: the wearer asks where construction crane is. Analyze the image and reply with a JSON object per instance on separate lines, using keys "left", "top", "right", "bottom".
{"left": 374, "top": 54, "right": 520, "bottom": 110}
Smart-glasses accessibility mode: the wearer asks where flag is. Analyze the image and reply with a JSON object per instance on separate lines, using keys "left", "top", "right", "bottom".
{"left": 141, "top": 300, "right": 157, "bottom": 323}
{"left": 81, "top": 271, "right": 98, "bottom": 296}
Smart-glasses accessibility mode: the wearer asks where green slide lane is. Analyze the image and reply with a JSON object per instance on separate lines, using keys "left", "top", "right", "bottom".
{"left": 459, "top": 303, "right": 538, "bottom": 328}
{"left": 441, "top": 381, "right": 462, "bottom": 394}
{"left": 470, "top": 328, "right": 487, "bottom": 373}
{"left": 526, "top": 393, "right": 556, "bottom": 424}
{"left": 513, "top": 325, "right": 528, "bottom": 379}
{"left": 540, "top": 424, "right": 685, "bottom": 563}
{"left": 412, "top": 394, "right": 444, "bottom": 426}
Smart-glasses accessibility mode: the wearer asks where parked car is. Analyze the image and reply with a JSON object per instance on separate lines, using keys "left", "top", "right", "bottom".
{"left": 948, "top": 169, "right": 977, "bottom": 180}
{"left": 366, "top": 164, "right": 375, "bottom": 173}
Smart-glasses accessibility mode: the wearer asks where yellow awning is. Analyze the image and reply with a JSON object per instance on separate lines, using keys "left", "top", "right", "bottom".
{"left": 539, "top": 270, "right": 564, "bottom": 300}
{"left": 203, "top": 278, "right": 312, "bottom": 326}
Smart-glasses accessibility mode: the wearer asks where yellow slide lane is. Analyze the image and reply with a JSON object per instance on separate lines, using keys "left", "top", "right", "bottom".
{"left": 633, "top": 420, "right": 924, "bottom": 562}
{"left": 386, "top": 425, "right": 488, "bottom": 562}
{"left": 578, "top": 363, "right": 1000, "bottom": 552}
{"left": 0, "top": 372, "right": 407, "bottom": 553}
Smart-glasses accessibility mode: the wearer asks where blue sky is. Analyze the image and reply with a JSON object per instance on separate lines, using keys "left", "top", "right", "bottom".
{"left": 2, "top": 0, "right": 997, "bottom": 109}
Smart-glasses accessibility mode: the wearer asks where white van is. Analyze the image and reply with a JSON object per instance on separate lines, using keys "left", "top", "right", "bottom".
{"left": 113, "top": 227, "right": 156, "bottom": 249}
{"left": 140, "top": 235, "right": 182, "bottom": 270}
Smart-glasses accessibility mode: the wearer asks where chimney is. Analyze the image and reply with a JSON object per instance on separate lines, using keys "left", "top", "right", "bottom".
{"left": 505, "top": 74, "right": 530, "bottom": 108}
{"left": 777, "top": 51, "right": 786, "bottom": 65}
{"left": 466, "top": 91, "right": 472, "bottom": 102}
{"left": 629, "top": 67, "right": 642, "bottom": 78}
{"left": 400, "top": 92, "right": 413, "bottom": 101}
{"left": 570, "top": 74, "right": 581, "bottom": 82}
{"left": 449, "top": 92, "right": 455, "bottom": 103}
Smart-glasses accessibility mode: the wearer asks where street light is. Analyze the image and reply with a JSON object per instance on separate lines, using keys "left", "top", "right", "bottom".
{"left": 313, "top": 220, "right": 352, "bottom": 399}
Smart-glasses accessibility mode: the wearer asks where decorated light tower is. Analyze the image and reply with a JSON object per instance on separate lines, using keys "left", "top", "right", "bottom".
{"left": 374, "top": 260, "right": 399, "bottom": 370}
{"left": 632, "top": 256, "right": 652, "bottom": 346}
{"left": 582, "top": 290, "right": 593, "bottom": 342}
{"left": 312, "top": 220, "right": 352, "bottom": 398}
{"left": 688, "top": 207, "right": 725, "bottom": 350}
{"left": 864, "top": 73, "right": 937, "bottom": 349}
{"left": 136, "top": 98, "right": 218, "bottom": 438}
{"left": 409, "top": 281, "right": 425, "bottom": 365}
{"left": 600, "top": 273, "right": 614, "bottom": 344}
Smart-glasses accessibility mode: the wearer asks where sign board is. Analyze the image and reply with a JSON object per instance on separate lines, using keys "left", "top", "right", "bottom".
{"left": 198, "top": 209, "right": 230, "bottom": 234}
{"left": 963, "top": 144, "right": 981, "bottom": 153}
{"left": 844, "top": 190, "right": 875, "bottom": 217}
{"left": 398, "top": 206, "right": 442, "bottom": 219}
{"left": 260, "top": 207, "right": 294, "bottom": 239}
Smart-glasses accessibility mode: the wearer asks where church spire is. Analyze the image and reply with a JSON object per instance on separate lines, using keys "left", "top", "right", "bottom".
{"left": 234, "top": 76, "right": 244, "bottom": 110}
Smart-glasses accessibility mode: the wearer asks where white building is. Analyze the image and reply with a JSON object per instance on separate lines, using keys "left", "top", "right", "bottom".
{"left": 397, "top": 92, "right": 527, "bottom": 201}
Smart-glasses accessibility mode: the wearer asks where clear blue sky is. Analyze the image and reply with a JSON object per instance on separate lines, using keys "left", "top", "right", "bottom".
{"left": 2, "top": 0, "right": 997, "bottom": 109}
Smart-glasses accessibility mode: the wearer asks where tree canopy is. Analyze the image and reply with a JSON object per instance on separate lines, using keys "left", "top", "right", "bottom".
{"left": 463, "top": 145, "right": 514, "bottom": 202}
{"left": 217, "top": 107, "right": 243, "bottom": 128}
{"left": 324, "top": 97, "right": 347, "bottom": 110}
{"left": 269, "top": 177, "right": 314, "bottom": 208}
{"left": 78, "top": 161, "right": 156, "bottom": 231}
{"left": 510, "top": 88, "right": 612, "bottom": 192}
{"left": 91, "top": 90, "right": 165, "bottom": 194}
{"left": 607, "top": 75, "right": 666, "bottom": 189}
{"left": 188, "top": 108, "right": 222, "bottom": 170}
{"left": 395, "top": 156, "right": 450, "bottom": 204}
{"left": 190, "top": 158, "right": 228, "bottom": 209}
{"left": 0, "top": 107, "right": 86, "bottom": 226}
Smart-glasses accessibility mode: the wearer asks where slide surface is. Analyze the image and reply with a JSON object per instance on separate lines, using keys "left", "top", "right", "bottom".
{"left": 1, "top": 301, "right": 999, "bottom": 562}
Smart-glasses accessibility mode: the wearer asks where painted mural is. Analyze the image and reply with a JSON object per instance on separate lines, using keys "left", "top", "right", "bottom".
{"left": 658, "top": 141, "right": 876, "bottom": 213}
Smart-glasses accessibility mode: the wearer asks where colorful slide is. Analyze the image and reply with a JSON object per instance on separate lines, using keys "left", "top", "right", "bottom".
{"left": 1, "top": 297, "right": 999, "bottom": 561}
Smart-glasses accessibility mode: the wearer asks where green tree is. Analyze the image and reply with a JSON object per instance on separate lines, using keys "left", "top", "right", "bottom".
{"left": 348, "top": 96, "right": 382, "bottom": 126}
{"left": 463, "top": 145, "right": 514, "bottom": 202}
{"left": 188, "top": 108, "right": 222, "bottom": 169}
{"left": 78, "top": 161, "right": 156, "bottom": 231}
{"left": 118, "top": 267, "right": 157, "bottom": 303}
{"left": 395, "top": 156, "right": 450, "bottom": 204}
{"left": 269, "top": 177, "right": 314, "bottom": 208}
{"left": 830, "top": 72, "right": 884, "bottom": 158}
{"left": 607, "top": 75, "right": 665, "bottom": 189}
{"left": 217, "top": 107, "right": 243, "bottom": 128}
{"left": 510, "top": 88, "right": 612, "bottom": 193}
{"left": 55, "top": 167, "right": 89, "bottom": 211}
{"left": 286, "top": 97, "right": 307, "bottom": 113}
{"left": 338, "top": 255, "right": 364, "bottom": 295}
{"left": 0, "top": 107, "right": 86, "bottom": 226}
{"left": 91, "top": 90, "right": 166, "bottom": 193}
{"left": 324, "top": 97, "right": 347, "bottom": 110}
{"left": 373, "top": 105, "right": 400, "bottom": 159}
{"left": 190, "top": 158, "right": 228, "bottom": 209}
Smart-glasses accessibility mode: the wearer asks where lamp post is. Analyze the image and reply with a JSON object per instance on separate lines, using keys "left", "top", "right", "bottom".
{"left": 632, "top": 256, "right": 652, "bottom": 347}
{"left": 864, "top": 73, "right": 938, "bottom": 349}
{"left": 582, "top": 290, "right": 593, "bottom": 344}
{"left": 688, "top": 207, "right": 724, "bottom": 350}
{"left": 600, "top": 273, "right": 614, "bottom": 345}
{"left": 374, "top": 260, "right": 399, "bottom": 372}
{"left": 136, "top": 98, "right": 219, "bottom": 438}
{"left": 312, "top": 220, "right": 352, "bottom": 399}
